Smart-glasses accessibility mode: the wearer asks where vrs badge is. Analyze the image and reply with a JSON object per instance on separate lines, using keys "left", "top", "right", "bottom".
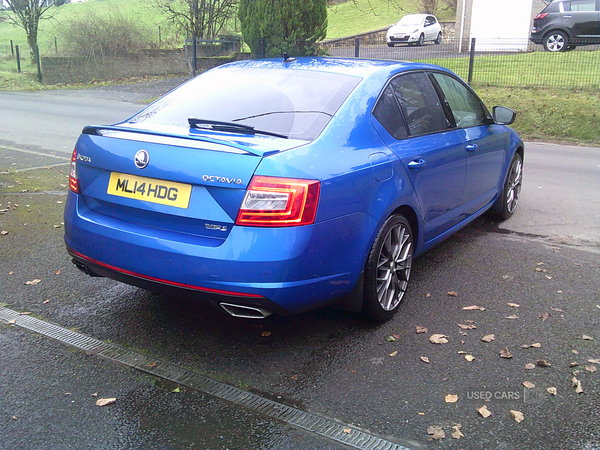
{"left": 134, "top": 150, "right": 150, "bottom": 169}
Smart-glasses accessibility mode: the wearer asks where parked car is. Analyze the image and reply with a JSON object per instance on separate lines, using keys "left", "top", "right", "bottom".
{"left": 64, "top": 57, "right": 523, "bottom": 322}
{"left": 386, "top": 14, "right": 442, "bottom": 47}
{"left": 530, "top": 0, "right": 600, "bottom": 52}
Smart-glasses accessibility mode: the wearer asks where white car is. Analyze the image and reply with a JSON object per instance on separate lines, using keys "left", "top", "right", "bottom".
{"left": 386, "top": 14, "right": 442, "bottom": 47}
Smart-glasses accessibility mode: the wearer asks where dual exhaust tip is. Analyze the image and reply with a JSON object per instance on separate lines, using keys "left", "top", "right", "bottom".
{"left": 220, "top": 302, "right": 272, "bottom": 319}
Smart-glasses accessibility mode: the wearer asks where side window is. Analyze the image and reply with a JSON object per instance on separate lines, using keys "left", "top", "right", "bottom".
{"left": 431, "top": 73, "right": 488, "bottom": 129}
{"left": 373, "top": 86, "right": 408, "bottom": 140}
{"left": 389, "top": 72, "right": 449, "bottom": 136}
{"left": 570, "top": 1, "right": 596, "bottom": 11}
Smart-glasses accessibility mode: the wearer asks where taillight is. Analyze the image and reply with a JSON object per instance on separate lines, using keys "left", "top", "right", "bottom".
{"left": 236, "top": 176, "right": 320, "bottom": 227}
{"left": 534, "top": 12, "right": 548, "bottom": 20}
{"left": 69, "top": 149, "right": 79, "bottom": 193}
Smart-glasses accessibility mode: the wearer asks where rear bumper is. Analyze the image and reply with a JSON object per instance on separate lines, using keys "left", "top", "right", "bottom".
{"left": 64, "top": 192, "right": 375, "bottom": 315}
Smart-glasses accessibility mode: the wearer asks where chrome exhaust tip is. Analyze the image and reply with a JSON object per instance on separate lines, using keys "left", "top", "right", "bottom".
{"left": 220, "top": 303, "right": 272, "bottom": 319}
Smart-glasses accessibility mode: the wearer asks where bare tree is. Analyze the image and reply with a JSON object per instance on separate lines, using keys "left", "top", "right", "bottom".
{"left": 3, "top": 0, "right": 55, "bottom": 62}
{"left": 412, "top": 0, "right": 440, "bottom": 14}
{"left": 151, "top": 0, "right": 238, "bottom": 39}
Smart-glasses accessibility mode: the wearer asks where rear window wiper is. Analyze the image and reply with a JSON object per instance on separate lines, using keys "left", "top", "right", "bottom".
{"left": 188, "top": 118, "right": 287, "bottom": 139}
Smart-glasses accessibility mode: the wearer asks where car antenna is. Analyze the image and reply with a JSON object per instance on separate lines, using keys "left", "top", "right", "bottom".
{"left": 283, "top": 52, "right": 296, "bottom": 63}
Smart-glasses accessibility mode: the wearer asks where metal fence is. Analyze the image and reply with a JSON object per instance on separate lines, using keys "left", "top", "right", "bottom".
{"left": 320, "top": 35, "right": 600, "bottom": 89}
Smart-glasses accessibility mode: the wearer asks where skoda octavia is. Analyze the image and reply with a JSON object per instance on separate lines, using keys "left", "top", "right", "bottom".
{"left": 64, "top": 57, "right": 523, "bottom": 321}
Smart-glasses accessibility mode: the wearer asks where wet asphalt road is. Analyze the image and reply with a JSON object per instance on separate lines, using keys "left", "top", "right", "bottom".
{"left": 1, "top": 80, "right": 599, "bottom": 449}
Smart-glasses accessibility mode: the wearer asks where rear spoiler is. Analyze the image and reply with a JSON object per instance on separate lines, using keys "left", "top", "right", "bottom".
{"left": 82, "top": 125, "right": 282, "bottom": 158}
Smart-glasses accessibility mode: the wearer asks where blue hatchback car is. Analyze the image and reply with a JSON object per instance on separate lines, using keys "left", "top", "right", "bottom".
{"left": 64, "top": 57, "right": 523, "bottom": 321}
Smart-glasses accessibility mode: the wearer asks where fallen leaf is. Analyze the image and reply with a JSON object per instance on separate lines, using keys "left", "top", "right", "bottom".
{"left": 425, "top": 293, "right": 431, "bottom": 298}
{"left": 537, "top": 360, "right": 551, "bottom": 367}
{"left": 570, "top": 362, "right": 580, "bottom": 367}
{"left": 588, "top": 359, "right": 600, "bottom": 364}
{"left": 525, "top": 363, "right": 535, "bottom": 370}
{"left": 531, "top": 343, "right": 542, "bottom": 348}
{"left": 389, "top": 351, "right": 398, "bottom": 357}
{"left": 458, "top": 323, "right": 477, "bottom": 330}
{"left": 146, "top": 361, "right": 158, "bottom": 369}
{"left": 481, "top": 334, "right": 495, "bottom": 343}
{"left": 96, "top": 398, "right": 116, "bottom": 406}
{"left": 53, "top": 224, "right": 61, "bottom": 229}
{"left": 343, "top": 428, "right": 351, "bottom": 434}
{"left": 12, "top": 416, "right": 17, "bottom": 420}
{"left": 8, "top": 271, "right": 14, "bottom": 275}
{"left": 43, "top": 300, "right": 50, "bottom": 304}
{"left": 572, "top": 350, "right": 579, "bottom": 355}
{"left": 392, "top": 334, "right": 400, "bottom": 339}
{"left": 585, "top": 365, "right": 597, "bottom": 373}
{"left": 418, "top": 412, "right": 425, "bottom": 415}
{"left": 550, "top": 307, "right": 564, "bottom": 312}
{"left": 427, "top": 425, "right": 445, "bottom": 440}
{"left": 429, "top": 334, "right": 448, "bottom": 344}
{"left": 25, "top": 279, "right": 41, "bottom": 286}
{"left": 172, "top": 386, "right": 180, "bottom": 393}
{"left": 477, "top": 405, "right": 492, "bottom": 418}
{"left": 420, "top": 356, "right": 430, "bottom": 363}
{"left": 539, "top": 313, "right": 550, "bottom": 321}
{"left": 500, "top": 347, "right": 513, "bottom": 359}
{"left": 510, "top": 410, "right": 525, "bottom": 423}
{"left": 261, "top": 331, "right": 271, "bottom": 337}
{"left": 505, "top": 315, "right": 519, "bottom": 320}
{"left": 572, "top": 377, "right": 583, "bottom": 393}
{"left": 8, "top": 319, "right": 16, "bottom": 325}
{"left": 291, "top": 375, "right": 298, "bottom": 380}
{"left": 19, "top": 312, "right": 31, "bottom": 315}
{"left": 582, "top": 335, "right": 594, "bottom": 341}
{"left": 451, "top": 425, "right": 464, "bottom": 439}
{"left": 386, "top": 335, "right": 397, "bottom": 342}
{"left": 463, "top": 305, "right": 486, "bottom": 311}
{"left": 54, "top": 270, "right": 61, "bottom": 275}
{"left": 371, "top": 357, "right": 384, "bottom": 365}
{"left": 416, "top": 326, "right": 428, "bottom": 334}
{"left": 0, "top": 231, "right": 8, "bottom": 236}
{"left": 447, "top": 291, "right": 458, "bottom": 297}
{"left": 523, "top": 381, "right": 535, "bottom": 389}
{"left": 445, "top": 394, "right": 458, "bottom": 403}
{"left": 465, "top": 355, "right": 475, "bottom": 362}
{"left": 547, "top": 387, "right": 557, "bottom": 395}
{"left": 507, "top": 303, "right": 520, "bottom": 308}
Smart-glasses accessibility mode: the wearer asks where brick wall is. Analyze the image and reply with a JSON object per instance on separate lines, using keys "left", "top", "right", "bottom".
{"left": 41, "top": 50, "right": 251, "bottom": 85}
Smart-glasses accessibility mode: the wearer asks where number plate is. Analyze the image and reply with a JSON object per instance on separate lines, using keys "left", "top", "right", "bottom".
{"left": 107, "top": 172, "right": 191, "bottom": 209}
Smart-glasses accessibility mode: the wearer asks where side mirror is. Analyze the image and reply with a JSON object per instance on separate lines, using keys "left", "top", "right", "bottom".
{"left": 492, "top": 106, "right": 516, "bottom": 125}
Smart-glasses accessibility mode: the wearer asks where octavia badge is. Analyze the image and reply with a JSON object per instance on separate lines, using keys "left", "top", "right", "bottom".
{"left": 134, "top": 150, "right": 149, "bottom": 169}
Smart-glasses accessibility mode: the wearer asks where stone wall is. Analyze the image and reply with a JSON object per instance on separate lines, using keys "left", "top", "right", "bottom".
{"left": 41, "top": 49, "right": 251, "bottom": 85}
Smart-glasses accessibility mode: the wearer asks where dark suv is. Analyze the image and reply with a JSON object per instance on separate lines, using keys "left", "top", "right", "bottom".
{"left": 530, "top": 0, "right": 600, "bottom": 51}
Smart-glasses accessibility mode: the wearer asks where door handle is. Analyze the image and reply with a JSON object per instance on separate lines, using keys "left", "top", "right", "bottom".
{"left": 408, "top": 159, "right": 426, "bottom": 170}
{"left": 466, "top": 144, "right": 479, "bottom": 151}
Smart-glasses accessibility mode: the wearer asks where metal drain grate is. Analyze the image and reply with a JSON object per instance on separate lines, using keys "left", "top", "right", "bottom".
{"left": 0, "top": 307, "right": 421, "bottom": 450}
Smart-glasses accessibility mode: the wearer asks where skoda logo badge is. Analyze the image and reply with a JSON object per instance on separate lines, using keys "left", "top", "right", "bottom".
{"left": 134, "top": 149, "right": 149, "bottom": 169}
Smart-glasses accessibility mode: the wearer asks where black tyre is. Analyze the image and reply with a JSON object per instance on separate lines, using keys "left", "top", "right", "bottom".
{"left": 434, "top": 32, "right": 442, "bottom": 45}
{"left": 363, "top": 215, "right": 413, "bottom": 322}
{"left": 387, "top": 42, "right": 395, "bottom": 47}
{"left": 417, "top": 34, "right": 425, "bottom": 46}
{"left": 493, "top": 153, "right": 523, "bottom": 220}
{"left": 544, "top": 31, "right": 568, "bottom": 52}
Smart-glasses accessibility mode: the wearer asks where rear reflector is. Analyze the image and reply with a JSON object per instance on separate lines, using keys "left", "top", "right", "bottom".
{"left": 236, "top": 176, "right": 320, "bottom": 227}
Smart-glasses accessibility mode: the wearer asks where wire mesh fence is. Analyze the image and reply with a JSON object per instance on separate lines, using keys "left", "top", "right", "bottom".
{"left": 320, "top": 35, "right": 600, "bottom": 89}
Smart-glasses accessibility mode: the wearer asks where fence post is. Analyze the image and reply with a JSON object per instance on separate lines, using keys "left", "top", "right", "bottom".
{"left": 192, "top": 37, "right": 197, "bottom": 77}
{"left": 467, "top": 38, "right": 476, "bottom": 85}
{"left": 54, "top": 37, "right": 58, "bottom": 54}
{"left": 354, "top": 38, "right": 360, "bottom": 58}
{"left": 35, "top": 44, "right": 43, "bottom": 83}
{"left": 159, "top": 26, "right": 162, "bottom": 47}
{"left": 260, "top": 38, "right": 265, "bottom": 59}
{"left": 11, "top": 40, "right": 14, "bottom": 56}
{"left": 15, "top": 45, "right": 21, "bottom": 73}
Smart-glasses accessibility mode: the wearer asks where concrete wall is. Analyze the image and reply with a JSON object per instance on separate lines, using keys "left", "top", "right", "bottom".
{"left": 41, "top": 49, "right": 251, "bottom": 85}
{"left": 456, "top": 0, "right": 547, "bottom": 52}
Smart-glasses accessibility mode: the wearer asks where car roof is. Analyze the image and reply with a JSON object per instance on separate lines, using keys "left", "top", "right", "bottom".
{"left": 212, "top": 57, "right": 450, "bottom": 80}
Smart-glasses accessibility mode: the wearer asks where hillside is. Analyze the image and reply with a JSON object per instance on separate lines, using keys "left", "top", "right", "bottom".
{"left": 0, "top": 0, "right": 456, "bottom": 54}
